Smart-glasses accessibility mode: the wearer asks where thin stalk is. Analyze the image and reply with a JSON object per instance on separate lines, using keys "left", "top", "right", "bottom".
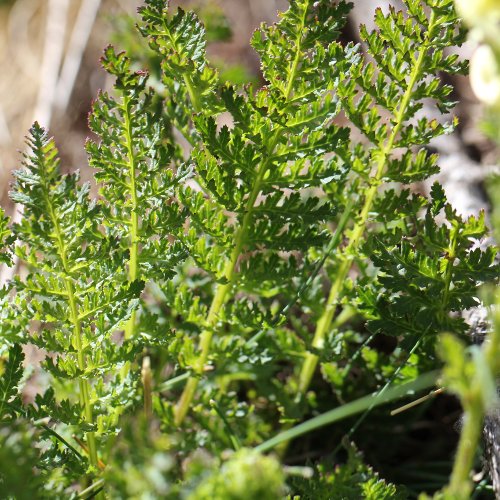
{"left": 158, "top": 371, "right": 190, "bottom": 391}
{"left": 298, "top": 10, "right": 437, "bottom": 395}
{"left": 256, "top": 370, "right": 439, "bottom": 453}
{"left": 174, "top": 150, "right": 274, "bottom": 425}
{"left": 339, "top": 331, "right": 375, "bottom": 380}
{"left": 246, "top": 197, "right": 356, "bottom": 351}
{"left": 445, "top": 288, "right": 500, "bottom": 497}
{"left": 174, "top": 1, "right": 311, "bottom": 425}
{"left": 77, "top": 479, "right": 105, "bottom": 499}
{"left": 390, "top": 387, "right": 444, "bottom": 416}
{"left": 6, "top": 401, "right": 84, "bottom": 460}
{"left": 485, "top": 288, "right": 500, "bottom": 371}
{"left": 41, "top": 424, "right": 83, "bottom": 460}
{"left": 330, "top": 332, "right": 425, "bottom": 457}
{"left": 141, "top": 356, "right": 153, "bottom": 419}
{"left": 446, "top": 400, "right": 483, "bottom": 499}
{"left": 123, "top": 95, "right": 140, "bottom": 340}
{"left": 210, "top": 400, "right": 242, "bottom": 451}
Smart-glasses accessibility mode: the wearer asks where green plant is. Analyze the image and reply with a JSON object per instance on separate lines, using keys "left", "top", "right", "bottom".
{"left": 289, "top": 440, "right": 408, "bottom": 499}
{"left": 0, "top": 0, "right": 498, "bottom": 498}
{"left": 422, "top": 3, "right": 500, "bottom": 498}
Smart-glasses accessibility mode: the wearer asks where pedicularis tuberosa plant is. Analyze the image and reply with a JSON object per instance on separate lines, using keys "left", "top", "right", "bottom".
{"left": 0, "top": 0, "right": 499, "bottom": 497}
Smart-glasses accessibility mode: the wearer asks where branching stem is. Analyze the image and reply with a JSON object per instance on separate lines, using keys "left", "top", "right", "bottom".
{"left": 41, "top": 184, "right": 99, "bottom": 470}
{"left": 175, "top": 1, "right": 312, "bottom": 425}
{"left": 298, "top": 10, "right": 437, "bottom": 394}
{"left": 174, "top": 141, "right": 276, "bottom": 425}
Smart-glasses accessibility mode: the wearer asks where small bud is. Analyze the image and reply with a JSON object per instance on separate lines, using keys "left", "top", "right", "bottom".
{"left": 470, "top": 44, "right": 500, "bottom": 108}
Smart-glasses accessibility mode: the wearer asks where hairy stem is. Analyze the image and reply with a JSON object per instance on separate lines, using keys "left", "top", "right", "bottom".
{"left": 298, "top": 10, "right": 437, "bottom": 394}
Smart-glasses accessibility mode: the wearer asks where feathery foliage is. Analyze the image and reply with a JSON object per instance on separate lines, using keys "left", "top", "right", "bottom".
{"left": 87, "top": 45, "right": 187, "bottom": 341}
{"left": 0, "top": 0, "right": 498, "bottom": 497}
{"left": 139, "top": 0, "right": 355, "bottom": 425}
{"left": 289, "top": 442, "right": 407, "bottom": 499}
{"left": 299, "top": 0, "right": 471, "bottom": 394}
{"left": 0, "top": 209, "right": 13, "bottom": 268}
{"left": 9, "top": 124, "right": 144, "bottom": 473}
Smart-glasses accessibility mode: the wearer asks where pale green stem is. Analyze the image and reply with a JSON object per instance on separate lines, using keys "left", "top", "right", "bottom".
{"left": 66, "top": 280, "right": 99, "bottom": 468}
{"left": 298, "top": 11, "right": 437, "bottom": 394}
{"left": 183, "top": 74, "right": 201, "bottom": 112}
{"left": 77, "top": 479, "right": 105, "bottom": 499}
{"left": 142, "top": 356, "right": 153, "bottom": 419}
{"left": 438, "top": 227, "right": 458, "bottom": 324}
{"left": 485, "top": 288, "right": 500, "bottom": 371}
{"left": 42, "top": 187, "right": 99, "bottom": 472}
{"left": 174, "top": 1, "right": 311, "bottom": 425}
{"left": 174, "top": 154, "right": 273, "bottom": 425}
{"left": 123, "top": 95, "right": 140, "bottom": 340}
{"left": 446, "top": 288, "right": 500, "bottom": 497}
{"left": 446, "top": 398, "right": 482, "bottom": 499}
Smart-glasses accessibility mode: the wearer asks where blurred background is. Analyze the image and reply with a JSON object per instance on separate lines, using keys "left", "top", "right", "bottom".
{"left": 0, "top": 0, "right": 287, "bottom": 205}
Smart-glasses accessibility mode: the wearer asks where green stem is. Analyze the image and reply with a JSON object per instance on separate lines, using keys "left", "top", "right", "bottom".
{"left": 438, "top": 226, "right": 458, "bottom": 324}
{"left": 183, "top": 74, "right": 201, "bottom": 112}
{"left": 298, "top": 10, "right": 437, "bottom": 395}
{"left": 446, "top": 400, "right": 483, "bottom": 499}
{"left": 123, "top": 95, "right": 140, "bottom": 340}
{"left": 66, "top": 281, "right": 99, "bottom": 468}
{"left": 485, "top": 287, "right": 500, "bottom": 371}
{"left": 42, "top": 186, "right": 99, "bottom": 471}
{"left": 156, "top": 22, "right": 207, "bottom": 422}
{"left": 283, "top": 1, "right": 309, "bottom": 101}
{"left": 174, "top": 1, "right": 311, "bottom": 425}
{"left": 174, "top": 151, "right": 273, "bottom": 425}
{"left": 77, "top": 479, "right": 105, "bottom": 499}
{"left": 445, "top": 288, "right": 500, "bottom": 497}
